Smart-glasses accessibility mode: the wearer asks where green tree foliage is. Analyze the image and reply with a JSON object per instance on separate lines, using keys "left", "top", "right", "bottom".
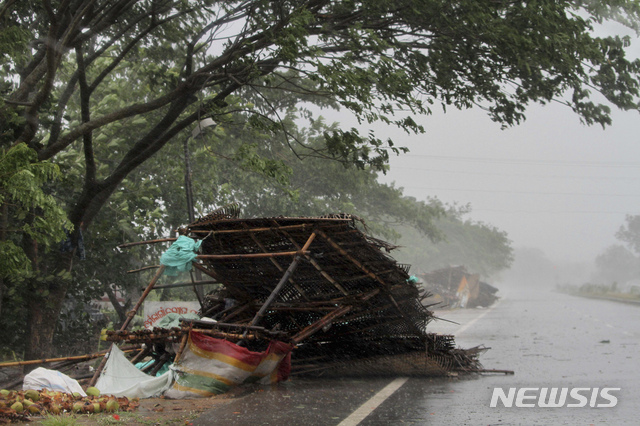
{"left": 1, "top": 0, "right": 640, "bottom": 359}
{"left": 0, "top": 144, "right": 70, "bottom": 280}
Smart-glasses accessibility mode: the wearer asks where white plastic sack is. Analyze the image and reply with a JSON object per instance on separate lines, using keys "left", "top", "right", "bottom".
{"left": 23, "top": 367, "right": 87, "bottom": 396}
{"left": 95, "top": 345, "right": 174, "bottom": 399}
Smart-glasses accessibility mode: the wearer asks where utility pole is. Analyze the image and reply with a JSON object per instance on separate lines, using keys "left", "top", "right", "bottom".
{"left": 183, "top": 118, "right": 216, "bottom": 300}
{"left": 183, "top": 118, "right": 215, "bottom": 223}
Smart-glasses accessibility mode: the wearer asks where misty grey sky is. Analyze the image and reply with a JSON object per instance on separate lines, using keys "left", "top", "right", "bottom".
{"left": 371, "top": 19, "right": 640, "bottom": 266}
{"left": 310, "top": 21, "right": 640, "bottom": 266}
{"left": 302, "top": 18, "right": 640, "bottom": 266}
{"left": 298, "top": 18, "right": 640, "bottom": 262}
{"left": 375, "top": 102, "right": 640, "bottom": 264}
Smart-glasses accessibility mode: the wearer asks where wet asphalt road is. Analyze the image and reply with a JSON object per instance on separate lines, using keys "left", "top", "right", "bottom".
{"left": 193, "top": 286, "right": 640, "bottom": 425}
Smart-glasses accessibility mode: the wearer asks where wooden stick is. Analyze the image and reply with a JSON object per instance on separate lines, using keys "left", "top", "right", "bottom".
{"left": 246, "top": 223, "right": 310, "bottom": 301}
{"left": 196, "top": 250, "right": 308, "bottom": 260}
{"left": 127, "top": 265, "right": 161, "bottom": 274}
{"left": 117, "top": 238, "right": 177, "bottom": 249}
{"left": 0, "top": 349, "right": 132, "bottom": 368}
{"left": 281, "top": 229, "right": 349, "bottom": 296}
{"left": 479, "top": 369, "right": 515, "bottom": 375}
{"left": 247, "top": 233, "right": 316, "bottom": 329}
{"left": 173, "top": 333, "right": 190, "bottom": 364}
{"left": 187, "top": 221, "right": 351, "bottom": 235}
{"left": 291, "top": 288, "right": 380, "bottom": 344}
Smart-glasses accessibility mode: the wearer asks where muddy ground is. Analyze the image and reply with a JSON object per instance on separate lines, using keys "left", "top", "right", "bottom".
{"left": 27, "top": 386, "right": 254, "bottom": 425}
{"left": 0, "top": 362, "right": 254, "bottom": 425}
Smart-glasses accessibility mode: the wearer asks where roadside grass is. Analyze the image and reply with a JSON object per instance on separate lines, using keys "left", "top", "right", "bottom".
{"left": 44, "top": 409, "right": 203, "bottom": 425}
{"left": 38, "top": 415, "right": 78, "bottom": 426}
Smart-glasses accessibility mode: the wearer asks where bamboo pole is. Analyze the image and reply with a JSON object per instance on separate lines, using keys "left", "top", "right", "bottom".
{"left": 246, "top": 223, "right": 310, "bottom": 301}
{"left": 117, "top": 238, "right": 177, "bottom": 249}
{"left": 221, "top": 301, "right": 253, "bottom": 323}
{"left": 316, "top": 229, "right": 387, "bottom": 287}
{"left": 291, "top": 288, "right": 380, "bottom": 344}
{"left": 123, "top": 265, "right": 166, "bottom": 330}
{"left": 127, "top": 265, "right": 161, "bottom": 274}
{"left": 0, "top": 349, "right": 136, "bottom": 369}
{"left": 247, "top": 233, "right": 316, "bottom": 329}
{"left": 180, "top": 320, "right": 269, "bottom": 331}
{"left": 186, "top": 221, "right": 351, "bottom": 235}
{"left": 263, "top": 306, "right": 336, "bottom": 312}
{"left": 196, "top": 250, "right": 308, "bottom": 260}
{"left": 105, "top": 333, "right": 182, "bottom": 342}
{"left": 190, "top": 329, "right": 258, "bottom": 340}
{"left": 316, "top": 229, "right": 426, "bottom": 340}
{"left": 129, "top": 346, "right": 152, "bottom": 365}
{"left": 148, "top": 352, "right": 172, "bottom": 376}
{"left": 187, "top": 224, "right": 311, "bottom": 234}
{"left": 192, "top": 262, "right": 222, "bottom": 281}
{"left": 281, "top": 229, "right": 349, "bottom": 296}
{"left": 173, "top": 333, "right": 190, "bottom": 364}
{"left": 478, "top": 369, "right": 515, "bottom": 375}
{"left": 88, "top": 265, "right": 166, "bottom": 386}
{"left": 149, "top": 280, "right": 218, "bottom": 290}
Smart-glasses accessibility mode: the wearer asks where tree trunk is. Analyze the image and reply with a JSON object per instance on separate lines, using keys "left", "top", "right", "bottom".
{"left": 22, "top": 239, "right": 74, "bottom": 371}
{"left": 105, "top": 283, "right": 127, "bottom": 326}
{"left": 0, "top": 201, "right": 7, "bottom": 318}
{"left": 24, "top": 278, "right": 69, "bottom": 365}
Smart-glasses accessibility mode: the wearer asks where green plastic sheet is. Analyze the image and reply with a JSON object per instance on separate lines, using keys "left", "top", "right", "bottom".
{"left": 160, "top": 235, "right": 202, "bottom": 276}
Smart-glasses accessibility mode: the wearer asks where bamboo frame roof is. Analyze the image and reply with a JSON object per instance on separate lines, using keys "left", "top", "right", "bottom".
{"left": 112, "top": 210, "right": 484, "bottom": 376}
{"left": 189, "top": 216, "right": 410, "bottom": 302}
{"left": 183, "top": 214, "right": 482, "bottom": 375}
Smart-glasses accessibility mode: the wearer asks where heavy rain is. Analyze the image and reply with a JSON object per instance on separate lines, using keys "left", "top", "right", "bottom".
{"left": 1, "top": 1, "right": 640, "bottom": 425}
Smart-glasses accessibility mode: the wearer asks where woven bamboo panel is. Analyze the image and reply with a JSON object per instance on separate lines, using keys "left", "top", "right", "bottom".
{"left": 190, "top": 214, "right": 482, "bottom": 376}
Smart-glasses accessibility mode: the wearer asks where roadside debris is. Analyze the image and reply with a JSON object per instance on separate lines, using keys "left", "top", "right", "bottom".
{"left": 1, "top": 209, "right": 492, "bottom": 408}
{"left": 101, "top": 211, "right": 484, "bottom": 394}
{"left": 0, "top": 387, "right": 137, "bottom": 421}
{"left": 419, "top": 266, "right": 499, "bottom": 309}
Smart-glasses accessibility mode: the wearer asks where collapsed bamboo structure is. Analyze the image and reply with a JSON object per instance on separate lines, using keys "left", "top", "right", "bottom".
{"left": 110, "top": 211, "right": 484, "bottom": 378}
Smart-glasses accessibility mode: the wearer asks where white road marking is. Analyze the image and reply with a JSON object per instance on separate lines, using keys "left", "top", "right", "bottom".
{"left": 339, "top": 300, "right": 502, "bottom": 425}
{"left": 455, "top": 298, "right": 502, "bottom": 336}
{"left": 337, "top": 377, "right": 409, "bottom": 426}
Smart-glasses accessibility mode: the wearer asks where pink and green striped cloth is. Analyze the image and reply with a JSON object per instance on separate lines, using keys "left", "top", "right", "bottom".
{"left": 165, "top": 331, "right": 293, "bottom": 398}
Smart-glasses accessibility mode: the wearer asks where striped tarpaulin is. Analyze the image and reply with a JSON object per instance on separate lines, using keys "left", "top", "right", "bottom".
{"left": 165, "top": 331, "right": 293, "bottom": 398}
